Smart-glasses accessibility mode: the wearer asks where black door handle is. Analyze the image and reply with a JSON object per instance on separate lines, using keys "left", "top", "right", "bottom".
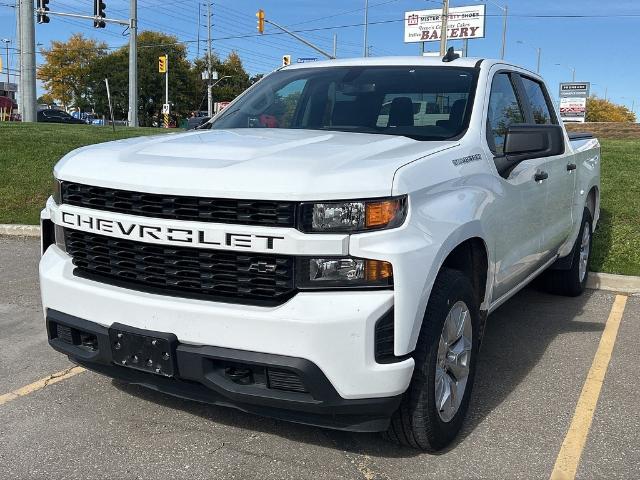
{"left": 534, "top": 171, "right": 549, "bottom": 181}
{"left": 567, "top": 163, "right": 577, "bottom": 171}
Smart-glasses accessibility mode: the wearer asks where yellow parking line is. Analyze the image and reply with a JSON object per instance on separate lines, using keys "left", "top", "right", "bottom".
{"left": 0, "top": 366, "right": 85, "bottom": 406}
{"left": 550, "top": 294, "right": 628, "bottom": 480}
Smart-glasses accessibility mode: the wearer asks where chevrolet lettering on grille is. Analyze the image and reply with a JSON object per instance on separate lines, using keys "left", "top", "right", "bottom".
{"left": 59, "top": 210, "right": 285, "bottom": 251}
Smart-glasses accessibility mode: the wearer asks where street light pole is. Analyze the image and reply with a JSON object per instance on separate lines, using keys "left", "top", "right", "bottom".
{"left": 516, "top": 40, "right": 541, "bottom": 73}
{"left": 500, "top": 4, "right": 507, "bottom": 59}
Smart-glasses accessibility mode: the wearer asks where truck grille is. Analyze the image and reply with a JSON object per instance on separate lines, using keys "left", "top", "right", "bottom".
{"left": 64, "top": 229, "right": 295, "bottom": 305}
{"left": 61, "top": 182, "right": 297, "bottom": 228}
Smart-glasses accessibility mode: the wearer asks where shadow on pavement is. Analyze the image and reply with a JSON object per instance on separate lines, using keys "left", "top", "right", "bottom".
{"left": 113, "top": 286, "right": 604, "bottom": 459}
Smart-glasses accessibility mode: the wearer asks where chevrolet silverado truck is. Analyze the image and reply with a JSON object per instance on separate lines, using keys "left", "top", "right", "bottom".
{"left": 40, "top": 55, "right": 600, "bottom": 451}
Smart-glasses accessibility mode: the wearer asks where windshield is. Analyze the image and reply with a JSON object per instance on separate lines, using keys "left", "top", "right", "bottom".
{"left": 210, "top": 66, "right": 477, "bottom": 141}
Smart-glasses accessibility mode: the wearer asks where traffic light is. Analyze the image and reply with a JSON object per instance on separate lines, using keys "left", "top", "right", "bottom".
{"left": 93, "top": 0, "right": 106, "bottom": 28}
{"left": 158, "top": 55, "right": 167, "bottom": 74}
{"left": 282, "top": 55, "right": 291, "bottom": 67}
{"left": 37, "top": 0, "right": 50, "bottom": 24}
{"left": 256, "top": 9, "right": 265, "bottom": 34}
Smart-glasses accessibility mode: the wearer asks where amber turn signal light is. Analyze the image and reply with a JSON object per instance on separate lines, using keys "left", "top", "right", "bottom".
{"left": 365, "top": 259, "right": 393, "bottom": 281}
{"left": 365, "top": 199, "right": 402, "bottom": 228}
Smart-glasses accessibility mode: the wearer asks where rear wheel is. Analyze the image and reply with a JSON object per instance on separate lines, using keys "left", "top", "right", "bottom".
{"left": 544, "top": 208, "right": 592, "bottom": 297}
{"left": 384, "top": 268, "right": 479, "bottom": 451}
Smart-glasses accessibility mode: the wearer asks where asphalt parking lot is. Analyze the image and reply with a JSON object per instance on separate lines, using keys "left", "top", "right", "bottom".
{"left": 1, "top": 236, "right": 638, "bottom": 480}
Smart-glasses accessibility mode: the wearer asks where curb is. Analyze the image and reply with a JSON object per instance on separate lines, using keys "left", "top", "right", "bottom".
{"left": 0, "top": 224, "right": 40, "bottom": 238}
{"left": 587, "top": 272, "right": 640, "bottom": 295}
{"left": 1, "top": 224, "right": 639, "bottom": 294}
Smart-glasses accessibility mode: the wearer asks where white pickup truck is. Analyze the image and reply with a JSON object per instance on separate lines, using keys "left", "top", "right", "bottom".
{"left": 40, "top": 55, "right": 600, "bottom": 451}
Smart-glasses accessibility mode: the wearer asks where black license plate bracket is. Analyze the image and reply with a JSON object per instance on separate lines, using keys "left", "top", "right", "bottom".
{"left": 109, "top": 323, "right": 178, "bottom": 377}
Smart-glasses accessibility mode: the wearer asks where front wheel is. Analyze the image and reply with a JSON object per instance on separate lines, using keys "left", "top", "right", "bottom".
{"left": 384, "top": 268, "right": 480, "bottom": 451}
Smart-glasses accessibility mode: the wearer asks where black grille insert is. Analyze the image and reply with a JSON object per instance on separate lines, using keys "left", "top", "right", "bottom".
{"left": 65, "top": 229, "right": 295, "bottom": 305}
{"left": 61, "top": 182, "right": 297, "bottom": 227}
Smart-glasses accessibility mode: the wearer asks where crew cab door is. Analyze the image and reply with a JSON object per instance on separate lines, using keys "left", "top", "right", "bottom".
{"left": 483, "top": 71, "right": 549, "bottom": 300}
{"left": 517, "top": 75, "right": 574, "bottom": 259}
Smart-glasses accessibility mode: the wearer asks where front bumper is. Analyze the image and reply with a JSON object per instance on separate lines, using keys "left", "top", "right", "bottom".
{"left": 47, "top": 309, "right": 402, "bottom": 432}
{"left": 40, "top": 244, "right": 414, "bottom": 398}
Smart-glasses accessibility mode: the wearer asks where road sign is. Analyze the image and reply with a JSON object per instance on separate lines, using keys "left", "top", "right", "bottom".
{"left": 559, "top": 82, "right": 590, "bottom": 123}
{"left": 162, "top": 103, "right": 170, "bottom": 114}
{"left": 158, "top": 55, "right": 167, "bottom": 73}
{"left": 297, "top": 57, "right": 318, "bottom": 63}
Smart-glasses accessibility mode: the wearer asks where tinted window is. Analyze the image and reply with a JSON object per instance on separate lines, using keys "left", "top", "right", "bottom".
{"left": 521, "top": 77, "right": 553, "bottom": 125}
{"left": 487, "top": 73, "right": 525, "bottom": 155}
{"left": 211, "top": 66, "right": 476, "bottom": 141}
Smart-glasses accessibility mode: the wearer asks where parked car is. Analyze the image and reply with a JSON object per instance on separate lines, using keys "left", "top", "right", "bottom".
{"left": 40, "top": 54, "right": 600, "bottom": 451}
{"left": 37, "top": 109, "right": 86, "bottom": 125}
{"left": 186, "top": 115, "right": 211, "bottom": 130}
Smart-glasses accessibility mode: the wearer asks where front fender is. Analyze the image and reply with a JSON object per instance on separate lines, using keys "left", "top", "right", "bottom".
{"left": 349, "top": 188, "right": 493, "bottom": 356}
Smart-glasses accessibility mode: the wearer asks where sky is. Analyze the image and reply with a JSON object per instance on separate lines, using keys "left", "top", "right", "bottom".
{"left": 0, "top": 0, "right": 638, "bottom": 113}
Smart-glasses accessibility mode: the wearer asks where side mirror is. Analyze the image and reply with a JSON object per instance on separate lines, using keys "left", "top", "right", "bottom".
{"left": 495, "top": 124, "right": 565, "bottom": 177}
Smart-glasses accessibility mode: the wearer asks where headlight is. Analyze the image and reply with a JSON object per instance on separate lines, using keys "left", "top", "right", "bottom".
{"left": 299, "top": 196, "right": 407, "bottom": 233}
{"left": 52, "top": 178, "right": 62, "bottom": 204}
{"left": 296, "top": 257, "right": 392, "bottom": 289}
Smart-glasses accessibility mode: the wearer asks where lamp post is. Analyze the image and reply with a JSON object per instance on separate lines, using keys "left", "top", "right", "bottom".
{"left": 516, "top": 40, "right": 541, "bottom": 73}
{"left": 477, "top": 1, "right": 508, "bottom": 59}
{"left": 1, "top": 39, "right": 10, "bottom": 84}
{"left": 555, "top": 63, "right": 576, "bottom": 82}
{"left": 592, "top": 83, "right": 608, "bottom": 100}
{"left": 619, "top": 96, "right": 635, "bottom": 113}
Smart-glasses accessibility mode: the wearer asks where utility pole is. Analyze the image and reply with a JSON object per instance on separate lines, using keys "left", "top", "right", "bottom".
{"left": 363, "top": 0, "right": 369, "bottom": 57}
{"left": 463, "top": 38, "right": 469, "bottom": 57}
{"left": 19, "top": 0, "right": 36, "bottom": 122}
{"left": 536, "top": 47, "right": 541, "bottom": 73}
{"left": 439, "top": 0, "right": 450, "bottom": 56}
{"left": 1, "top": 39, "right": 10, "bottom": 84}
{"left": 333, "top": 33, "right": 337, "bottom": 58}
{"left": 207, "top": 2, "right": 213, "bottom": 117}
{"left": 196, "top": 3, "right": 201, "bottom": 58}
{"left": 128, "top": 0, "right": 138, "bottom": 127}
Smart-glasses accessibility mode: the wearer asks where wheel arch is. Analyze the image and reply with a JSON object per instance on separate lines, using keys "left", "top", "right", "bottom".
{"left": 404, "top": 228, "right": 492, "bottom": 355}
{"left": 586, "top": 185, "right": 599, "bottom": 230}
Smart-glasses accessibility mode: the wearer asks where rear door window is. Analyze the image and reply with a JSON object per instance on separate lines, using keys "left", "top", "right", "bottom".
{"left": 520, "top": 77, "right": 555, "bottom": 125}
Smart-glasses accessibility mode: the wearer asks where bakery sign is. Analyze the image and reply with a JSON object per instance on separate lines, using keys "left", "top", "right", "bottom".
{"left": 404, "top": 5, "right": 486, "bottom": 43}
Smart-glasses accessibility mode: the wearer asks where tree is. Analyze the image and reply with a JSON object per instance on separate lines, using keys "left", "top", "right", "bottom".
{"left": 586, "top": 96, "right": 636, "bottom": 123}
{"left": 192, "top": 50, "right": 252, "bottom": 111}
{"left": 37, "top": 34, "right": 108, "bottom": 110}
{"left": 36, "top": 93, "right": 56, "bottom": 106}
{"left": 87, "top": 31, "right": 198, "bottom": 126}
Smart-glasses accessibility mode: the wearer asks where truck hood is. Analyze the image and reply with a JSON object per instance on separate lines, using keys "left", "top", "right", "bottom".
{"left": 55, "top": 129, "right": 457, "bottom": 200}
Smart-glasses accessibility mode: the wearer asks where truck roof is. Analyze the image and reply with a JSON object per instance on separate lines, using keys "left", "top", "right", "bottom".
{"left": 284, "top": 56, "right": 540, "bottom": 77}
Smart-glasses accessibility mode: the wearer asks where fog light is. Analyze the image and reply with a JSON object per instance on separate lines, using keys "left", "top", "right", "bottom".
{"left": 297, "top": 257, "right": 393, "bottom": 288}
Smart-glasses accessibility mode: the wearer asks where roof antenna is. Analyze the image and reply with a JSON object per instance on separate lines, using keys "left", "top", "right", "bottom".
{"left": 442, "top": 47, "right": 460, "bottom": 63}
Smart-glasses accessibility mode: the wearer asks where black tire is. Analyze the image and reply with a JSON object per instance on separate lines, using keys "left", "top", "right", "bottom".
{"left": 543, "top": 208, "right": 593, "bottom": 297}
{"left": 383, "top": 268, "right": 480, "bottom": 451}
